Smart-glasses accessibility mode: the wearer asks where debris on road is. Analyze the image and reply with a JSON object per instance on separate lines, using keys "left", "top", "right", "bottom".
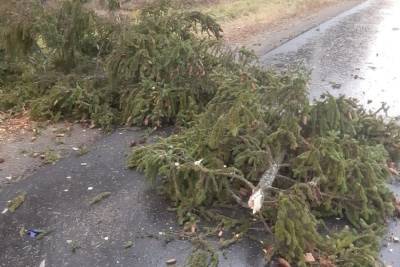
{"left": 77, "top": 145, "right": 89, "bottom": 156}
{"left": 69, "top": 240, "right": 80, "bottom": 253}
{"left": 41, "top": 150, "right": 60, "bottom": 165}
{"left": 329, "top": 81, "right": 342, "bottom": 89}
{"left": 0, "top": 158, "right": 4, "bottom": 163}
{"left": 166, "top": 258, "right": 177, "bottom": 265}
{"left": 89, "top": 192, "right": 111, "bottom": 205}
{"left": 22, "top": 228, "right": 50, "bottom": 239}
{"left": 7, "top": 192, "right": 26, "bottom": 212}
{"left": 123, "top": 241, "right": 133, "bottom": 249}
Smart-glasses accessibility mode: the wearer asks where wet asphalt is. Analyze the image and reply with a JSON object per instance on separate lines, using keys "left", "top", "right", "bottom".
{"left": 261, "top": 0, "right": 400, "bottom": 116}
{"left": 2, "top": 0, "right": 400, "bottom": 266}
{"left": 0, "top": 128, "right": 264, "bottom": 267}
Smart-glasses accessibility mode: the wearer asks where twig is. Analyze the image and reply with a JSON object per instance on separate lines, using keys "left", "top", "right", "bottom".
{"left": 258, "top": 212, "right": 273, "bottom": 235}
{"left": 226, "top": 187, "right": 248, "bottom": 208}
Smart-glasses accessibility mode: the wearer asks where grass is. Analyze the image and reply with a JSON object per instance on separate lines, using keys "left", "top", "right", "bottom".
{"left": 42, "top": 149, "right": 60, "bottom": 165}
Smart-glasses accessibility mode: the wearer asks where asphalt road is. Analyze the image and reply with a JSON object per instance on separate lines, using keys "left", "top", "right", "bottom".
{"left": 261, "top": 0, "right": 400, "bottom": 117}
{"left": 1, "top": 0, "right": 400, "bottom": 266}
{"left": 0, "top": 128, "right": 264, "bottom": 267}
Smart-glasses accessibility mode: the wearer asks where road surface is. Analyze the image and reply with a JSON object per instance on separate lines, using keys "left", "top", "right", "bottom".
{"left": 1, "top": 0, "right": 400, "bottom": 266}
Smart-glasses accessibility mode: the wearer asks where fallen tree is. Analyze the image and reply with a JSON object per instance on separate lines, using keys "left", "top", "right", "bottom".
{"left": 1, "top": 0, "right": 400, "bottom": 266}
{"left": 128, "top": 64, "right": 400, "bottom": 265}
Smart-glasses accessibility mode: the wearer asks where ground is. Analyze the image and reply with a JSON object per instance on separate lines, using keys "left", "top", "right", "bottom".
{"left": 2, "top": 0, "right": 400, "bottom": 266}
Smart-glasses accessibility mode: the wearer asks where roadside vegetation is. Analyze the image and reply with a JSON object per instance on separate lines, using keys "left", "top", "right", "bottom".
{"left": 195, "top": 0, "right": 341, "bottom": 22}
{"left": 195, "top": 0, "right": 344, "bottom": 41}
{"left": 1, "top": 0, "right": 399, "bottom": 266}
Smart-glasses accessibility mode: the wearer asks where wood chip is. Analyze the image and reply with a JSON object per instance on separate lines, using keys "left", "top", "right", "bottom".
{"left": 218, "top": 230, "right": 223, "bottom": 237}
{"left": 304, "top": 252, "right": 315, "bottom": 263}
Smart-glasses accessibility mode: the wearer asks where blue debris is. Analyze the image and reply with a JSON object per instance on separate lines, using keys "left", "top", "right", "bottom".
{"left": 26, "top": 229, "right": 43, "bottom": 238}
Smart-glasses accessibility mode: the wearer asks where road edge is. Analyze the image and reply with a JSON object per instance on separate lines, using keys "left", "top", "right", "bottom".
{"left": 227, "top": 0, "right": 366, "bottom": 56}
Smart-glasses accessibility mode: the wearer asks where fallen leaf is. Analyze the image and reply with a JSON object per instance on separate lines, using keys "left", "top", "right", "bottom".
{"left": 0, "top": 158, "right": 4, "bottom": 163}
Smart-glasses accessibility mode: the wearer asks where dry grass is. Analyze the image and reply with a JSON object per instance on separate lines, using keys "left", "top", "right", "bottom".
{"left": 197, "top": 0, "right": 341, "bottom": 22}
{"left": 193, "top": 0, "right": 344, "bottom": 41}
